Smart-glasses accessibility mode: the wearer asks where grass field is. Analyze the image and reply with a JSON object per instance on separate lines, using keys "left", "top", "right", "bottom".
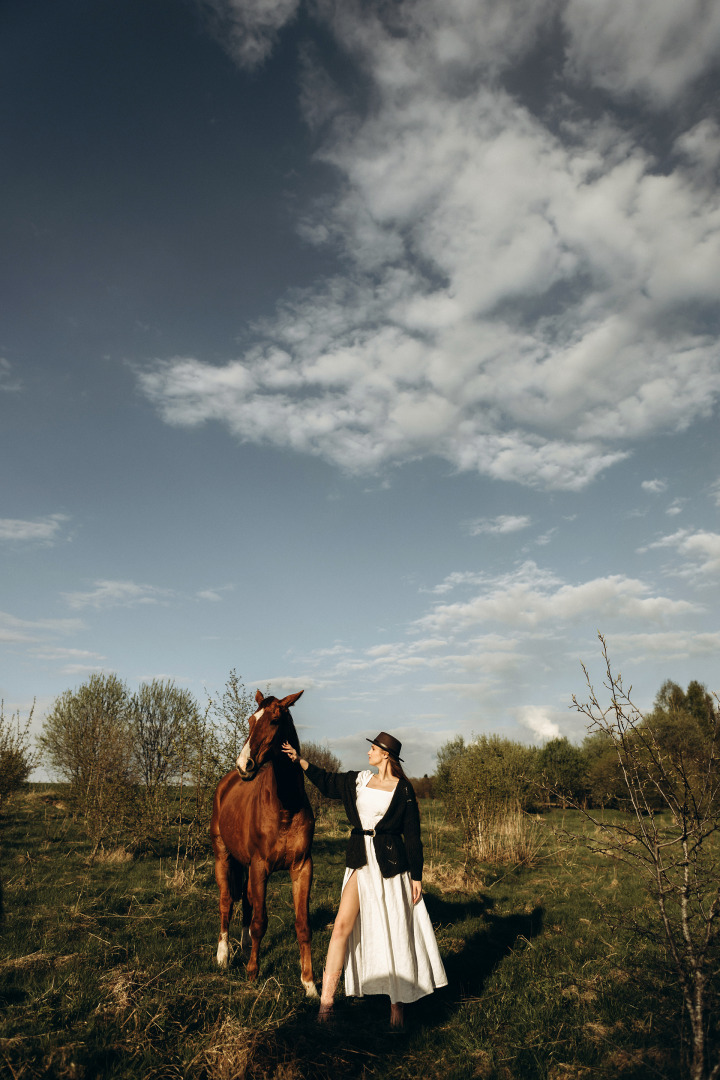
{"left": 0, "top": 788, "right": 696, "bottom": 1079}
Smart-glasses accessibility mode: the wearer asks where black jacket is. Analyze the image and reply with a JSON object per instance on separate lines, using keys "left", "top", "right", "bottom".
{"left": 304, "top": 763, "right": 423, "bottom": 880}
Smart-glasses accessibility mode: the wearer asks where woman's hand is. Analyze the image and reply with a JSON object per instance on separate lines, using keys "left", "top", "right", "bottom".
{"left": 411, "top": 880, "right": 422, "bottom": 905}
{"left": 281, "top": 742, "right": 308, "bottom": 770}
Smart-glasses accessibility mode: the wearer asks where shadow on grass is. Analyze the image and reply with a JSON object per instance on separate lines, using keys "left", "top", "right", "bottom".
{"left": 257, "top": 893, "right": 545, "bottom": 1079}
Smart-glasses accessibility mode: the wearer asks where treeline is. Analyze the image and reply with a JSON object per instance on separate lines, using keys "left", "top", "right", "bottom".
{"left": 2, "top": 672, "right": 717, "bottom": 864}
{"left": 23, "top": 671, "right": 254, "bottom": 860}
{"left": 437, "top": 679, "right": 720, "bottom": 844}
{"left": 0, "top": 671, "right": 349, "bottom": 859}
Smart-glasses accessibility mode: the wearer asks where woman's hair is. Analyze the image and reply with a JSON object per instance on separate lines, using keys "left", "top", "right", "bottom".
{"left": 387, "top": 755, "right": 409, "bottom": 783}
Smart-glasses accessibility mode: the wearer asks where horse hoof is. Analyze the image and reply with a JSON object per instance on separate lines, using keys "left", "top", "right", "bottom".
{"left": 302, "top": 979, "right": 319, "bottom": 998}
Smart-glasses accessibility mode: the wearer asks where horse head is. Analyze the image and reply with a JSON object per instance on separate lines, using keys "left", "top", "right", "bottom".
{"left": 236, "top": 689, "right": 304, "bottom": 780}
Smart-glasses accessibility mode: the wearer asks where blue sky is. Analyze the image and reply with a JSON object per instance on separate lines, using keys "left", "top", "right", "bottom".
{"left": 3, "top": 0, "right": 720, "bottom": 776}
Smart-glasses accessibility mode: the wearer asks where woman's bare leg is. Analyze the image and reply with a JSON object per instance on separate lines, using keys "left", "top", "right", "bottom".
{"left": 390, "top": 1002, "right": 404, "bottom": 1028}
{"left": 318, "top": 872, "right": 360, "bottom": 1019}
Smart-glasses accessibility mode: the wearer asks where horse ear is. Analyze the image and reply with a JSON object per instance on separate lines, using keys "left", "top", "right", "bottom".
{"left": 280, "top": 690, "right": 304, "bottom": 709}
{"left": 255, "top": 689, "right": 264, "bottom": 706}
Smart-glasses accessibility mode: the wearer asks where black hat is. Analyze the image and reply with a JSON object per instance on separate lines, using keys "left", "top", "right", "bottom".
{"left": 366, "top": 732, "right": 403, "bottom": 762}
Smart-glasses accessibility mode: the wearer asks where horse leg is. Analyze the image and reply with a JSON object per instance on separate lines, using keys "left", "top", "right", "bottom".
{"left": 246, "top": 859, "right": 269, "bottom": 982}
{"left": 237, "top": 859, "right": 252, "bottom": 959}
{"left": 290, "top": 856, "right": 317, "bottom": 997}
{"left": 212, "top": 833, "right": 235, "bottom": 968}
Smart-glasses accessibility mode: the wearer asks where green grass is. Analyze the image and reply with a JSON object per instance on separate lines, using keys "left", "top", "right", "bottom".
{"left": 0, "top": 789, "right": 695, "bottom": 1079}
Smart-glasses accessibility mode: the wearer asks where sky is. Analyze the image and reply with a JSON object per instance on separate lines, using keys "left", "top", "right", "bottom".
{"left": 2, "top": 0, "right": 720, "bottom": 777}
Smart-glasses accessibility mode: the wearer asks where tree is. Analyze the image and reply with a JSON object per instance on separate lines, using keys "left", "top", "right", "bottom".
{"left": 130, "top": 679, "right": 201, "bottom": 842}
{"left": 573, "top": 638, "right": 720, "bottom": 1080}
{"left": 435, "top": 735, "right": 465, "bottom": 804}
{"left": 39, "top": 674, "right": 138, "bottom": 856}
{"left": 0, "top": 701, "right": 37, "bottom": 813}
{"left": 131, "top": 679, "right": 198, "bottom": 794}
{"left": 208, "top": 668, "right": 255, "bottom": 773}
{"left": 536, "top": 736, "right": 588, "bottom": 807}
{"left": 583, "top": 728, "right": 627, "bottom": 808}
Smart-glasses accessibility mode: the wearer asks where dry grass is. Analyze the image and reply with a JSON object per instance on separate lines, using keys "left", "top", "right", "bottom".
{"left": 471, "top": 802, "right": 544, "bottom": 866}
{"left": 191, "top": 1015, "right": 307, "bottom": 1080}
{"left": 0, "top": 951, "right": 78, "bottom": 971}
{"left": 96, "top": 970, "right": 137, "bottom": 1014}
{"left": 165, "top": 863, "right": 199, "bottom": 892}
{"left": 92, "top": 846, "right": 133, "bottom": 864}
{"left": 423, "top": 860, "right": 484, "bottom": 892}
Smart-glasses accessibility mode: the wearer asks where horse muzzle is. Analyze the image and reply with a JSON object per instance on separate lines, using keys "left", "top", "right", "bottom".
{"left": 236, "top": 757, "right": 256, "bottom": 780}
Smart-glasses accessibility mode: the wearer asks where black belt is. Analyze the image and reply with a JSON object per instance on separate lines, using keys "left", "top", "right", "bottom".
{"left": 351, "top": 828, "right": 400, "bottom": 837}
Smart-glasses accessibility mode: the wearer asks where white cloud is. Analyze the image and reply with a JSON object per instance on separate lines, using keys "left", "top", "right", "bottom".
{"left": 141, "top": 2, "right": 720, "bottom": 492}
{"left": 641, "top": 478, "right": 667, "bottom": 494}
{"left": 199, "top": 0, "right": 300, "bottom": 70}
{"left": 535, "top": 527, "right": 558, "bottom": 546}
{"left": 32, "top": 647, "right": 106, "bottom": 662}
{"left": 62, "top": 580, "right": 174, "bottom": 610}
{"left": 642, "top": 529, "right": 720, "bottom": 580}
{"left": 469, "top": 515, "right": 531, "bottom": 535}
{"left": 675, "top": 120, "right": 720, "bottom": 180}
{"left": 608, "top": 630, "right": 720, "bottom": 662}
{"left": 0, "top": 358, "right": 21, "bottom": 393}
{"left": 0, "top": 611, "right": 85, "bottom": 644}
{"left": 563, "top": 0, "right": 720, "bottom": 107}
{"left": 416, "top": 560, "right": 699, "bottom": 633}
{"left": 0, "top": 514, "right": 69, "bottom": 543}
{"left": 60, "top": 663, "right": 108, "bottom": 677}
{"left": 518, "top": 705, "right": 561, "bottom": 742}
{"left": 196, "top": 585, "right": 234, "bottom": 602}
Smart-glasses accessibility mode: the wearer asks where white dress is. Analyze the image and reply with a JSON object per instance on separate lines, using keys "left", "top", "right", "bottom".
{"left": 341, "top": 770, "right": 448, "bottom": 1004}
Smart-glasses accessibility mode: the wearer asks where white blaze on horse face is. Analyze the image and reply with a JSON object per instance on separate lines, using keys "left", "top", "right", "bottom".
{"left": 236, "top": 708, "right": 263, "bottom": 772}
{"left": 216, "top": 931, "right": 229, "bottom": 968}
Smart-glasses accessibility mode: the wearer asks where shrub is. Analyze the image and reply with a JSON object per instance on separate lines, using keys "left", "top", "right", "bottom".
{"left": 130, "top": 679, "right": 201, "bottom": 841}
{"left": 436, "top": 733, "right": 539, "bottom": 852}
{"left": 38, "top": 674, "right": 139, "bottom": 857}
{"left": 536, "top": 736, "right": 589, "bottom": 807}
{"left": 0, "top": 700, "right": 37, "bottom": 812}
{"left": 471, "top": 801, "right": 543, "bottom": 865}
{"left": 301, "top": 740, "right": 342, "bottom": 817}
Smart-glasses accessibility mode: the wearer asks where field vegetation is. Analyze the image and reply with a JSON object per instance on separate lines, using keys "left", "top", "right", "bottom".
{"left": 1, "top": 661, "right": 718, "bottom": 1078}
{"left": 1, "top": 786, "right": 714, "bottom": 1080}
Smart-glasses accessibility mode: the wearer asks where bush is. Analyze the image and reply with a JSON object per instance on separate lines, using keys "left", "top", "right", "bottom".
{"left": 0, "top": 701, "right": 37, "bottom": 812}
{"left": 130, "top": 679, "right": 201, "bottom": 842}
{"left": 207, "top": 668, "right": 255, "bottom": 772}
{"left": 536, "top": 736, "right": 589, "bottom": 806}
{"left": 38, "top": 674, "right": 139, "bottom": 856}
{"left": 436, "top": 733, "right": 539, "bottom": 849}
{"left": 301, "top": 740, "right": 342, "bottom": 817}
{"left": 471, "top": 801, "right": 543, "bottom": 865}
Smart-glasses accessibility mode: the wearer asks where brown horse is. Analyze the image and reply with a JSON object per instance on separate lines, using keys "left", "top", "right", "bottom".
{"left": 210, "top": 690, "right": 316, "bottom": 995}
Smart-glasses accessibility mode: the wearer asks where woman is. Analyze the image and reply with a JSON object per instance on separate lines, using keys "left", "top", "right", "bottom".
{"left": 282, "top": 731, "right": 447, "bottom": 1028}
